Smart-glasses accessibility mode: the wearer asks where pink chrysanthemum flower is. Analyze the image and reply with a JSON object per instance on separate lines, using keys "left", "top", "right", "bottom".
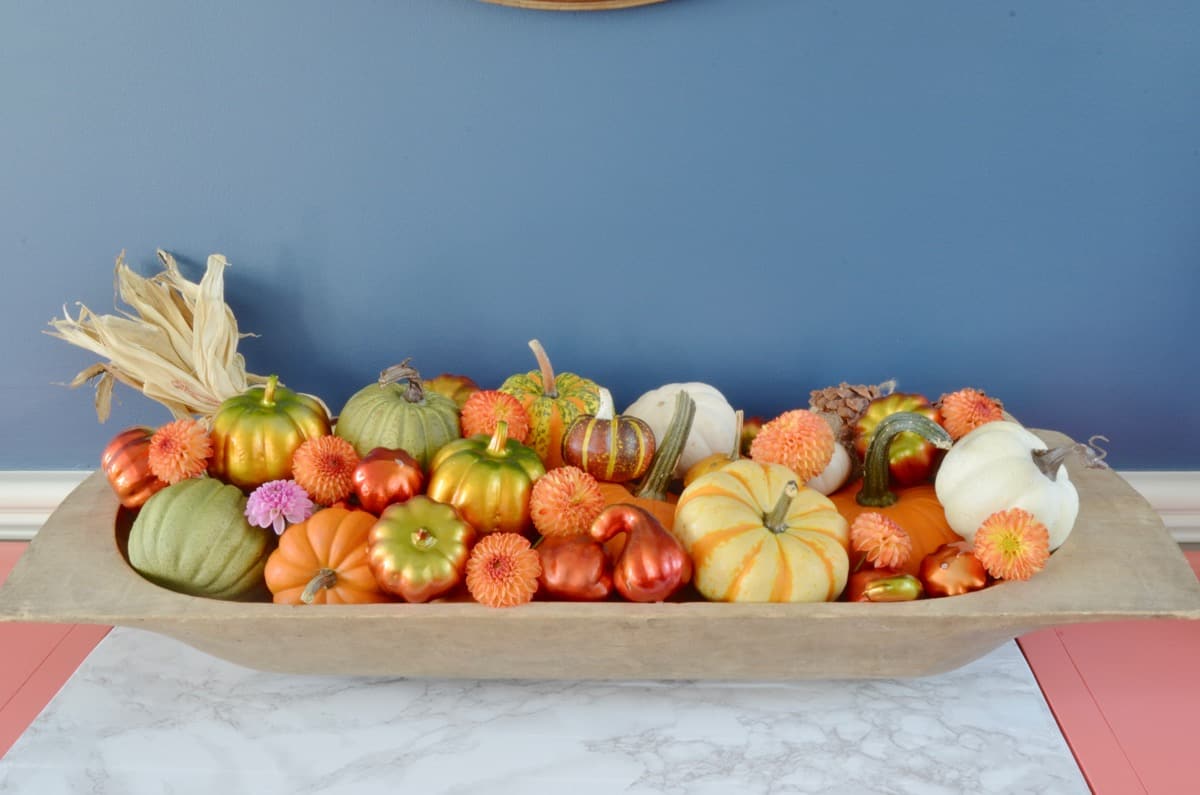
{"left": 973, "top": 508, "right": 1050, "bottom": 581}
{"left": 246, "top": 480, "right": 315, "bottom": 535}
{"left": 850, "top": 512, "right": 913, "bottom": 570}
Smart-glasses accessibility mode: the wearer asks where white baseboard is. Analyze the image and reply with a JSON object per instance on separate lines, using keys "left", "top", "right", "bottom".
{"left": 0, "top": 470, "right": 1197, "bottom": 544}
{"left": 0, "top": 471, "right": 91, "bottom": 540}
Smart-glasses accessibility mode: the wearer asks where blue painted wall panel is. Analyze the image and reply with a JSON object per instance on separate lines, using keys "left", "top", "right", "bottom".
{"left": 1, "top": 1, "right": 1196, "bottom": 468}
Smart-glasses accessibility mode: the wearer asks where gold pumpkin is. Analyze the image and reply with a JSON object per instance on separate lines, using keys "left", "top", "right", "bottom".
{"left": 673, "top": 460, "right": 850, "bottom": 602}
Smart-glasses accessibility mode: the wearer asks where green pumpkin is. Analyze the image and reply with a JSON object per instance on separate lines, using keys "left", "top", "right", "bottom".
{"left": 335, "top": 361, "right": 461, "bottom": 469}
{"left": 127, "top": 478, "right": 275, "bottom": 601}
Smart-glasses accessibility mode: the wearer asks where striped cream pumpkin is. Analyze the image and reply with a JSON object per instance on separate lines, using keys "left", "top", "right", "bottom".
{"left": 673, "top": 460, "right": 850, "bottom": 602}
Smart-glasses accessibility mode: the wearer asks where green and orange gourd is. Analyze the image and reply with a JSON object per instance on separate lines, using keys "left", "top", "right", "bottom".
{"left": 499, "top": 340, "right": 601, "bottom": 469}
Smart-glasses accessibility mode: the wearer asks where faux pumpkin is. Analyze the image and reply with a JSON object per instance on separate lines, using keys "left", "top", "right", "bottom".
{"left": 499, "top": 339, "right": 601, "bottom": 469}
{"left": 624, "top": 381, "right": 737, "bottom": 479}
{"left": 101, "top": 426, "right": 167, "bottom": 508}
{"left": 424, "top": 373, "right": 480, "bottom": 409}
{"left": 598, "top": 390, "right": 695, "bottom": 532}
{"left": 853, "top": 393, "right": 941, "bottom": 487}
{"left": 264, "top": 507, "right": 390, "bottom": 604}
{"left": 934, "top": 421, "right": 1104, "bottom": 551}
{"left": 674, "top": 460, "right": 850, "bottom": 602}
{"left": 127, "top": 477, "right": 274, "bottom": 601}
{"left": 368, "top": 496, "right": 476, "bottom": 603}
{"left": 335, "top": 360, "right": 461, "bottom": 469}
{"left": 352, "top": 447, "right": 425, "bottom": 515}
{"left": 830, "top": 412, "right": 962, "bottom": 577}
{"left": 209, "top": 375, "right": 333, "bottom": 490}
{"left": 562, "top": 403, "right": 656, "bottom": 484}
{"left": 426, "top": 420, "right": 546, "bottom": 535}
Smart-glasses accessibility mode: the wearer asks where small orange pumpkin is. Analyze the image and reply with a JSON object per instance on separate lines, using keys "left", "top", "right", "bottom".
{"left": 830, "top": 412, "right": 962, "bottom": 577}
{"left": 101, "top": 427, "right": 168, "bottom": 508}
{"left": 264, "top": 507, "right": 391, "bottom": 605}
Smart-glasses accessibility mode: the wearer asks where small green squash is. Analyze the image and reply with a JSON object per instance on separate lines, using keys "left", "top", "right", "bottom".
{"left": 334, "top": 360, "right": 462, "bottom": 469}
{"left": 127, "top": 478, "right": 275, "bottom": 601}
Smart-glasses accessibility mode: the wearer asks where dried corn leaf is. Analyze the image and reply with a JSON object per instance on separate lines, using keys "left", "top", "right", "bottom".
{"left": 46, "top": 249, "right": 264, "bottom": 422}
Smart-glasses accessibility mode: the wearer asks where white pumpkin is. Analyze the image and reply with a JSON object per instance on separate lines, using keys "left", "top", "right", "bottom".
{"left": 934, "top": 421, "right": 1078, "bottom": 550}
{"left": 806, "top": 443, "right": 852, "bottom": 496}
{"left": 624, "top": 383, "right": 737, "bottom": 479}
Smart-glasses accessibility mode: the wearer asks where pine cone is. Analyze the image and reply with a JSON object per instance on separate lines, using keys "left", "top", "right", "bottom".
{"left": 808, "top": 380, "right": 896, "bottom": 443}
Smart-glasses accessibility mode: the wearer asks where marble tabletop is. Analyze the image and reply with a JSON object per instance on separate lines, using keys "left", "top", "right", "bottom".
{"left": 0, "top": 628, "right": 1087, "bottom": 794}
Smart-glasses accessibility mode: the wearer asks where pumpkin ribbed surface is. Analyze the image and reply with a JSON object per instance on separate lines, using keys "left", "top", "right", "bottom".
{"left": 562, "top": 414, "right": 655, "bottom": 483}
{"left": 127, "top": 478, "right": 274, "bottom": 601}
{"left": 828, "top": 482, "right": 962, "bottom": 577}
{"left": 335, "top": 383, "right": 461, "bottom": 468}
{"left": 674, "top": 460, "right": 849, "bottom": 603}
{"left": 264, "top": 507, "right": 389, "bottom": 605}
{"left": 499, "top": 370, "right": 600, "bottom": 469}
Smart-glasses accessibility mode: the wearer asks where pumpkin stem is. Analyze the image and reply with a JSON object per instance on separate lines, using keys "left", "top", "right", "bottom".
{"left": 634, "top": 390, "right": 696, "bottom": 501}
{"left": 856, "top": 412, "right": 952, "bottom": 508}
{"left": 728, "top": 410, "right": 744, "bottom": 462}
{"left": 411, "top": 527, "right": 437, "bottom": 550}
{"left": 261, "top": 374, "right": 279, "bottom": 406}
{"left": 1032, "top": 434, "right": 1111, "bottom": 481}
{"left": 487, "top": 420, "right": 511, "bottom": 456}
{"left": 528, "top": 339, "right": 558, "bottom": 398}
{"left": 378, "top": 358, "right": 425, "bottom": 403}
{"left": 300, "top": 568, "right": 338, "bottom": 604}
{"left": 764, "top": 481, "right": 799, "bottom": 534}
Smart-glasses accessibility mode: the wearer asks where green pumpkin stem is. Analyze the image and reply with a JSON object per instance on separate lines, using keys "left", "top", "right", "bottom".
{"left": 378, "top": 358, "right": 425, "bottom": 403}
{"left": 528, "top": 339, "right": 558, "bottom": 398}
{"left": 764, "top": 480, "right": 799, "bottom": 534}
{"left": 487, "top": 420, "right": 510, "bottom": 455}
{"left": 634, "top": 390, "right": 696, "bottom": 501}
{"left": 261, "top": 374, "right": 279, "bottom": 406}
{"left": 856, "top": 412, "right": 952, "bottom": 507}
{"left": 300, "top": 568, "right": 338, "bottom": 604}
{"left": 728, "top": 410, "right": 744, "bottom": 461}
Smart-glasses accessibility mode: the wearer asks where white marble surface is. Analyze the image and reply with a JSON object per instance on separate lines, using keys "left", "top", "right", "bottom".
{"left": 0, "top": 628, "right": 1087, "bottom": 794}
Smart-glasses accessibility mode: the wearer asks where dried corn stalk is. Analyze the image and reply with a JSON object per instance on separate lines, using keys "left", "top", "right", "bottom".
{"left": 47, "top": 249, "right": 266, "bottom": 422}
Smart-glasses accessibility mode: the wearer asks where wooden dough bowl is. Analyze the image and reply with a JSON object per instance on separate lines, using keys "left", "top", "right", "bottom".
{"left": 2, "top": 430, "right": 1197, "bottom": 680}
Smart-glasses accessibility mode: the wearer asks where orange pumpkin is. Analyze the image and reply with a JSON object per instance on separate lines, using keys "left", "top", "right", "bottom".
{"left": 101, "top": 427, "right": 168, "bottom": 508}
{"left": 264, "top": 507, "right": 391, "bottom": 605}
{"left": 830, "top": 412, "right": 962, "bottom": 577}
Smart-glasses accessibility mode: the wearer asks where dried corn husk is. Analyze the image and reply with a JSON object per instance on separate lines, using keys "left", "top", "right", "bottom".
{"left": 47, "top": 249, "right": 265, "bottom": 422}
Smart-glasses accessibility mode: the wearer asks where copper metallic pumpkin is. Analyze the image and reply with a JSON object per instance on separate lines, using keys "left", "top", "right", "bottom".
{"left": 100, "top": 426, "right": 168, "bottom": 509}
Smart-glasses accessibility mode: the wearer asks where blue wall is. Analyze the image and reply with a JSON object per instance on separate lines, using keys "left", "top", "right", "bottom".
{"left": 2, "top": 1, "right": 1197, "bottom": 469}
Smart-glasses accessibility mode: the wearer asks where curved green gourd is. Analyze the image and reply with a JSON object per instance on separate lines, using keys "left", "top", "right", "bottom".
{"left": 127, "top": 478, "right": 275, "bottom": 601}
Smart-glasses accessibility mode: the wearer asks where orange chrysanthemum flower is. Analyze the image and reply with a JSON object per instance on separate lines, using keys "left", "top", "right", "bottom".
{"left": 849, "top": 512, "right": 912, "bottom": 570}
{"left": 748, "top": 409, "right": 835, "bottom": 482}
{"left": 147, "top": 419, "right": 212, "bottom": 484}
{"left": 466, "top": 533, "right": 541, "bottom": 608}
{"left": 530, "top": 466, "right": 605, "bottom": 537}
{"left": 291, "top": 435, "right": 359, "bottom": 505}
{"left": 972, "top": 508, "right": 1050, "bottom": 581}
{"left": 460, "top": 390, "right": 532, "bottom": 444}
{"left": 939, "top": 388, "right": 1004, "bottom": 441}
